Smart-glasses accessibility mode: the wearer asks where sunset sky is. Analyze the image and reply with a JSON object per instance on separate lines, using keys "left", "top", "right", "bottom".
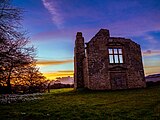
{"left": 13, "top": 0, "right": 160, "bottom": 79}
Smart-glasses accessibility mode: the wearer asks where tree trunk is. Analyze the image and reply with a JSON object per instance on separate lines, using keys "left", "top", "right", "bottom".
{"left": 48, "top": 83, "right": 50, "bottom": 93}
{"left": 6, "top": 66, "right": 13, "bottom": 94}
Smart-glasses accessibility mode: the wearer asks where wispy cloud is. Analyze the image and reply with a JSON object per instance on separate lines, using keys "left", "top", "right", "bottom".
{"left": 143, "top": 56, "right": 160, "bottom": 76}
{"left": 37, "top": 59, "right": 73, "bottom": 66}
{"left": 109, "top": 17, "right": 160, "bottom": 37}
{"left": 143, "top": 34, "right": 158, "bottom": 44}
{"left": 43, "top": 70, "right": 74, "bottom": 80}
{"left": 144, "top": 66, "right": 160, "bottom": 69}
{"left": 144, "top": 66, "right": 160, "bottom": 76}
{"left": 143, "top": 50, "right": 160, "bottom": 56}
{"left": 42, "top": 0, "right": 63, "bottom": 28}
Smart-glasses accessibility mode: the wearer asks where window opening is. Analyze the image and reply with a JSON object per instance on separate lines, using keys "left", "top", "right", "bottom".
{"left": 108, "top": 48, "right": 123, "bottom": 63}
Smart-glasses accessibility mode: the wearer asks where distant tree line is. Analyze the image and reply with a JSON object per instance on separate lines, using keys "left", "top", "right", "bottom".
{"left": 0, "top": 0, "right": 47, "bottom": 94}
{"left": 49, "top": 83, "right": 74, "bottom": 90}
{"left": 146, "top": 81, "right": 160, "bottom": 87}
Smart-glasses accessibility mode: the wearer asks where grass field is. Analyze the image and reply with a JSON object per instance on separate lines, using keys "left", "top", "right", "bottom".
{"left": 0, "top": 86, "right": 160, "bottom": 120}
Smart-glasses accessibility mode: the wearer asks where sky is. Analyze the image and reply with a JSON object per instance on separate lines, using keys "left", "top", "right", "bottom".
{"left": 12, "top": 0, "right": 160, "bottom": 80}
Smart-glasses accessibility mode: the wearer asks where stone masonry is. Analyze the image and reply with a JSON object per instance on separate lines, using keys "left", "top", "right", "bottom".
{"left": 74, "top": 29, "right": 146, "bottom": 90}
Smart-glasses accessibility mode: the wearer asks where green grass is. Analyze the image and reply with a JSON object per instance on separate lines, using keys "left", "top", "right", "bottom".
{"left": 0, "top": 86, "right": 160, "bottom": 120}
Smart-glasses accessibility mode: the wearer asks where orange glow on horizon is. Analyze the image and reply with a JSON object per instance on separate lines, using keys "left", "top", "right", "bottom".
{"left": 37, "top": 57, "right": 160, "bottom": 80}
{"left": 36, "top": 59, "right": 73, "bottom": 66}
{"left": 42, "top": 70, "right": 74, "bottom": 80}
{"left": 41, "top": 65, "right": 160, "bottom": 80}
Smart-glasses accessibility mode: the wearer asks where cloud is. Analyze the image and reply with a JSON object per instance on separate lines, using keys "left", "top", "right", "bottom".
{"left": 43, "top": 70, "right": 74, "bottom": 80}
{"left": 37, "top": 59, "right": 73, "bottom": 66}
{"left": 42, "top": 0, "right": 63, "bottom": 28}
{"left": 143, "top": 34, "right": 158, "bottom": 44}
{"left": 32, "top": 29, "right": 72, "bottom": 41}
{"left": 108, "top": 8, "right": 160, "bottom": 37}
{"left": 144, "top": 66, "right": 160, "bottom": 76}
{"left": 31, "top": 26, "right": 101, "bottom": 43}
{"left": 143, "top": 56, "right": 160, "bottom": 76}
{"left": 144, "top": 66, "right": 160, "bottom": 69}
{"left": 143, "top": 50, "right": 160, "bottom": 56}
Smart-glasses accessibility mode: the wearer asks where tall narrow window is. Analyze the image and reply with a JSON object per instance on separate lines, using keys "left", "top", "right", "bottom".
{"left": 108, "top": 48, "right": 123, "bottom": 63}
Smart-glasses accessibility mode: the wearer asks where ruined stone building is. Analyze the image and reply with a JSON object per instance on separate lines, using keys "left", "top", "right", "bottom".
{"left": 74, "top": 29, "right": 146, "bottom": 90}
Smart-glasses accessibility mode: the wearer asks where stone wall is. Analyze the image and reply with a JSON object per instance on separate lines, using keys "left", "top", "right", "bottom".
{"left": 83, "top": 57, "right": 89, "bottom": 88}
{"left": 86, "top": 29, "right": 111, "bottom": 90}
{"left": 107, "top": 37, "right": 146, "bottom": 89}
{"left": 74, "top": 32, "right": 85, "bottom": 89}
{"left": 125, "top": 39, "right": 146, "bottom": 88}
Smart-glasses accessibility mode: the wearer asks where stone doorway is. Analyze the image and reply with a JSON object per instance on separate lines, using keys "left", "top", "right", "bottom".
{"left": 110, "top": 72, "right": 127, "bottom": 90}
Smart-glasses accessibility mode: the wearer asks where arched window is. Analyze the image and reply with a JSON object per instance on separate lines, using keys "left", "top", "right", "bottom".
{"left": 108, "top": 48, "right": 123, "bottom": 63}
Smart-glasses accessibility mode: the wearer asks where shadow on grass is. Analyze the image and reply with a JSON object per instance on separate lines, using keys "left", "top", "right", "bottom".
{"left": 47, "top": 85, "right": 160, "bottom": 97}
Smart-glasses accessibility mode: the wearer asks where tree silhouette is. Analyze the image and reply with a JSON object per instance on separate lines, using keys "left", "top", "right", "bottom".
{"left": 0, "top": 0, "right": 23, "bottom": 40}
{"left": 0, "top": 38, "right": 35, "bottom": 93}
{"left": 12, "top": 64, "right": 47, "bottom": 93}
{"left": 0, "top": 0, "right": 46, "bottom": 93}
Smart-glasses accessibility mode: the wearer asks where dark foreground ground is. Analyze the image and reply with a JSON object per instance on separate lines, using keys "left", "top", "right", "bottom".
{"left": 0, "top": 85, "right": 160, "bottom": 120}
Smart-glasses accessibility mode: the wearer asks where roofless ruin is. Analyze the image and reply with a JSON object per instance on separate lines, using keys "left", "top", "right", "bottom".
{"left": 74, "top": 29, "right": 146, "bottom": 90}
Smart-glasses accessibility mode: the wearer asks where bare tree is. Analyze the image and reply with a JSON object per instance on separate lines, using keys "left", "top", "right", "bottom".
{"left": 0, "top": 0, "right": 47, "bottom": 94}
{"left": 0, "top": 38, "right": 35, "bottom": 93}
{"left": 0, "top": 0, "right": 23, "bottom": 40}
{"left": 12, "top": 64, "right": 47, "bottom": 93}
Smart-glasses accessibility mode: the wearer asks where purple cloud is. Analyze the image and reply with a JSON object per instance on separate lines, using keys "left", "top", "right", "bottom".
{"left": 143, "top": 50, "right": 160, "bottom": 56}
{"left": 109, "top": 14, "right": 160, "bottom": 37}
{"left": 42, "top": 0, "right": 63, "bottom": 28}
